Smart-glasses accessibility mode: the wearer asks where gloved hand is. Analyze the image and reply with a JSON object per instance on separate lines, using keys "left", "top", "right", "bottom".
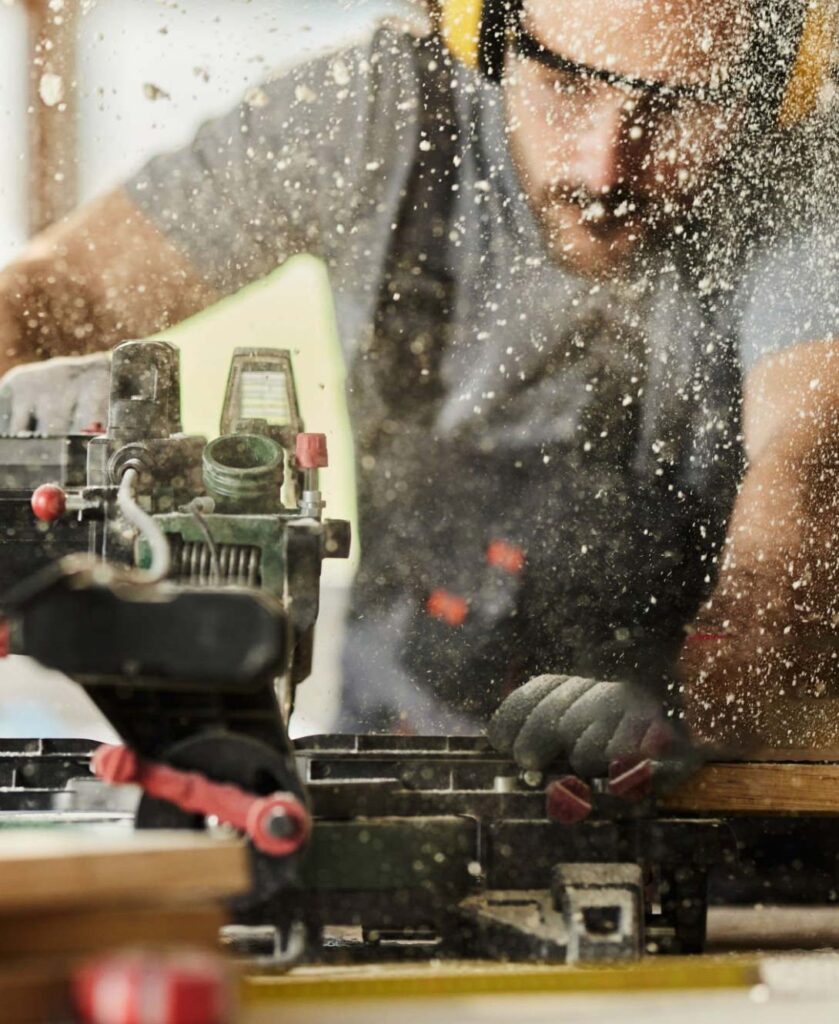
{"left": 0, "top": 353, "right": 110, "bottom": 435}
{"left": 488, "top": 673, "right": 699, "bottom": 787}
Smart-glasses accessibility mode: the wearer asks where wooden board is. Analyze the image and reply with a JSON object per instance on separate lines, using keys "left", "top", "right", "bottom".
{"left": 0, "top": 901, "right": 225, "bottom": 959}
{"left": 0, "top": 828, "right": 248, "bottom": 911}
{"left": 662, "top": 762, "right": 839, "bottom": 814}
{"left": 707, "top": 905, "right": 839, "bottom": 951}
{"left": 0, "top": 961, "right": 69, "bottom": 1024}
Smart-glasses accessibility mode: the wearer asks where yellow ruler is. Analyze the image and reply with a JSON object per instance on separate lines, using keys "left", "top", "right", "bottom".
{"left": 243, "top": 956, "right": 758, "bottom": 1004}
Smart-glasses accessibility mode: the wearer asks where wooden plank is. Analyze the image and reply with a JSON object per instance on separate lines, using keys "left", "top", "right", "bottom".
{"left": 707, "top": 905, "right": 839, "bottom": 951}
{"left": 0, "top": 901, "right": 225, "bottom": 959}
{"left": 662, "top": 762, "right": 839, "bottom": 814}
{"left": 722, "top": 745, "right": 839, "bottom": 763}
{"left": 0, "top": 828, "right": 248, "bottom": 911}
{"left": 0, "top": 961, "right": 69, "bottom": 1024}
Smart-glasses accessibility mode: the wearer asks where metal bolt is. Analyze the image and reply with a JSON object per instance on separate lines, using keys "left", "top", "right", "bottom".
{"left": 493, "top": 775, "right": 518, "bottom": 793}
{"left": 265, "top": 807, "right": 299, "bottom": 841}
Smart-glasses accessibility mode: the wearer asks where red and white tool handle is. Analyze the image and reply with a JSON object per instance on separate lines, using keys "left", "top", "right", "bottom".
{"left": 93, "top": 744, "right": 310, "bottom": 858}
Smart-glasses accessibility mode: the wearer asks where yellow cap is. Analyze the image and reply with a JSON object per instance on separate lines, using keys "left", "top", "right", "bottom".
{"left": 439, "top": 0, "right": 836, "bottom": 128}
{"left": 441, "top": 0, "right": 483, "bottom": 68}
{"left": 780, "top": 0, "right": 837, "bottom": 127}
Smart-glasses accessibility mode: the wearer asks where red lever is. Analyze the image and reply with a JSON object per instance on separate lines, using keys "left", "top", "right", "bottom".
{"left": 545, "top": 775, "right": 593, "bottom": 825}
{"left": 295, "top": 432, "right": 328, "bottom": 469}
{"left": 93, "top": 744, "right": 310, "bottom": 858}
{"left": 31, "top": 483, "right": 66, "bottom": 522}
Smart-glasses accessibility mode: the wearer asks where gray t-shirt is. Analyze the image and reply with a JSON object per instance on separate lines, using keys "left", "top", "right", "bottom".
{"left": 126, "top": 27, "right": 839, "bottom": 731}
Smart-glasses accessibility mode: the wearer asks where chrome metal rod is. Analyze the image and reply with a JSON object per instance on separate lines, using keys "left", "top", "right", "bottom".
{"left": 117, "top": 466, "right": 171, "bottom": 583}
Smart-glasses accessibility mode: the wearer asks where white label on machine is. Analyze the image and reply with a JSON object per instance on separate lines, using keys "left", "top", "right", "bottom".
{"left": 239, "top": 370, "right": 291, "bottom": 424}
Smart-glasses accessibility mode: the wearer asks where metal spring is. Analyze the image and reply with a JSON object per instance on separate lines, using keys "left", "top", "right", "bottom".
{"left": 171, "top": 540, "right": 261, "bottom": 587}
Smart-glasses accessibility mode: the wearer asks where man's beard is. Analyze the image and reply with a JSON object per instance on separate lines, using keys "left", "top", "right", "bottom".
{"left": 541, "top": 183, "right": 649, "bottom": 238}
{"left": 534, "top": 182, "right": 682, "bottom": 276}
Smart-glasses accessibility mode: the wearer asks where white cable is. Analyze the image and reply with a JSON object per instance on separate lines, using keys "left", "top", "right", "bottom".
{"left": 117, "top": 466, "right": 171, "bottom": 583}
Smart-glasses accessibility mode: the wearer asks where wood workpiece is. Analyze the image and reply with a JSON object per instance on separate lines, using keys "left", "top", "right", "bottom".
{"left": 663, "top": 762, "right": 839, "bottom": 815}
{"left": 0, "top": 828, "right": 246, "bottom": 1021}
{"left": 0, "top": 827, "right": 249, "bottom": 910}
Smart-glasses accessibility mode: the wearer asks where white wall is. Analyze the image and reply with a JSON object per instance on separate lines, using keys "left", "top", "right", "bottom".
{"left": 0, "top": 0, "right": 420, "bottom": 259}
{"left": 0, "top": 3, "right": 29, "bottom": 265}
{"left": 76, "top": 0, "right": 422, "bottom": 200}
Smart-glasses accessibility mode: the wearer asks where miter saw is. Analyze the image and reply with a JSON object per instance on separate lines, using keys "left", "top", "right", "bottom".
{"left": 0, "top": 338, "right": 349, "bottom": 915}
{"left": 0, "top": 339, "right": 836, "bottom": 968}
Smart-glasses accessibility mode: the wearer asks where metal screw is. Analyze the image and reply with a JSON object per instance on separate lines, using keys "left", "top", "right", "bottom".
{"left": 265, "top": 808, "right": 299, "bottom": 841}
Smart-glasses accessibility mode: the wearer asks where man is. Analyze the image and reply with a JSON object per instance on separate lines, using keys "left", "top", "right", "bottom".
{"left": 0, "top": 0, "right": 838, "bottom": 777}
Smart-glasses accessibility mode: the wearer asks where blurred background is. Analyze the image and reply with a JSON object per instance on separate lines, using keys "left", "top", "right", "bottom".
{"left": 0, "top": 0, "right": 428, "bottom": 740}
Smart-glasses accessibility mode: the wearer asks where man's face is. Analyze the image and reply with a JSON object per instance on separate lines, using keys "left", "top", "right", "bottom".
{"left": 504, "top": 0, "right": 752, "bottom": 277}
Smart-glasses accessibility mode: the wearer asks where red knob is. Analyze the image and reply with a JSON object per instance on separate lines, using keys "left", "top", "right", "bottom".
{"left": 248, "top": 793, "right": 312, "bottom": 858}
{"left": 31, "top": 483, "right": 66, "bottom": 522}
{"left": 295, "top": 432, "right": 328, "bottom": 469}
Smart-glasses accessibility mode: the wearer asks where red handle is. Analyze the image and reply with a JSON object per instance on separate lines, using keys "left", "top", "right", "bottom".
{"left": 93, "top": 744, "right": 310, "bottom": 857}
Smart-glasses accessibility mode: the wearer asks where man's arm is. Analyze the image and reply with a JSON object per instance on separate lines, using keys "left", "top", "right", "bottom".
{"left": 0, "top": 25, "right": 426, "bottom": 383}
{"left": 680, "top": 338, "right": 839, "bottom": 752}
{"left": 0, "top": 189, "right": 218, "bottom": 377}
{"left": 494, "top": 339, "right": 839, "bottom": 776}
{"left": 0, "top": 26, "right": 426, "bottom": 437}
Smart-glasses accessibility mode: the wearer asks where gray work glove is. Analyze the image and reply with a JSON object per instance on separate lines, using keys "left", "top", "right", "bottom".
{"left": 0, "top": 353, "right": 111, "bottom": 434}
{"left": 488, "top": 673, "right": 699, "bottom": 788}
